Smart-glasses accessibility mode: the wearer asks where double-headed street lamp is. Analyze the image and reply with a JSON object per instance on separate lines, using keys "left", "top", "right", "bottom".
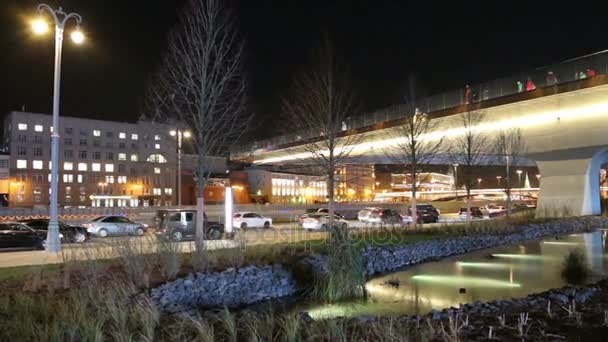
{"left": 170, "top": 129, "right": 191, "bottom": 206}
{"left": 32, "top": 3, "right": 85, "bottom": 253}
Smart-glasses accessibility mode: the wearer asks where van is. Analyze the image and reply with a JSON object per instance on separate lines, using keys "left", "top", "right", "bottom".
{"left": 154, "top": 209, "right": 224, "bottom": 242}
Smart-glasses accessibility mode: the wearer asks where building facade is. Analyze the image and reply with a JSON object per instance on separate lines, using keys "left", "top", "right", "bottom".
{"left": 245, "top": 169, "right": 328, "bottom": 204}
{"left": 4, "top": 112, "right": 179, "bottom": 207}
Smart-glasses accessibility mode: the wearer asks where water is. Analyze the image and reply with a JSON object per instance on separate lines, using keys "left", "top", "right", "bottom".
{"left": 305, "top": 230, "right": 608, "bottom": 319}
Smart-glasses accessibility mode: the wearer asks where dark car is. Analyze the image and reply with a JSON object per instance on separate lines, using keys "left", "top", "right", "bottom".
{"left": 19, "top": 219, "right": 89, "bottom": 243}
{"left": 459, "top": 207, "right": 484, "bottom": 219}
{"left": 154, "top": 209, "right": 224, "bottom": 242}
{"left": 0, "top": 222, "right": 46, "bottom": 250}
{"left": 367, "top": 209, "right": 404, "bottom": 225}
{"left": 416, "top": 204, "right": 441, "bottom": 218}
{"left": 406, "top": 207, "right": 440, "bottom": 224}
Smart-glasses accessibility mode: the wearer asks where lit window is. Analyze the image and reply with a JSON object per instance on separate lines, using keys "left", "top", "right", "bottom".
{"left": 93, "top": 130, "right": 101, "bottom": 137}
{"left": 154, "top": 135, "right": 161, "bottom": 141}
{"left": 92, "top": 163, "right": 101, "bottom": 172}
{"left": 155, "top": 144, "right": 160, "bottom": 150}
{"left": 105, "top": 175, "right": 114, "bottom": 184}
{"left": 63, "top": 174, "right": 74, "bottom": 183}
{"left": 165, "top": 188, "right": 173, "bottom": 195}
{"left": 119, "top": 132, "right": 126, "bottom": 139}
{"left": 48, "top": 161, "right": 52, "bottom": 170}
{"left": 78, "top": 163, "right": 87, "bottom": 171}
{"left": 146, "top": 154, "right": 167, "bottom": 163}
{"left": 64, "top": 162, "right": 73, "bottom": 171}
{"left": 77, "top": 174, "right": 83, "bottom": 183}
{"left": 153, "top": 188, "right": 162, "bottom": 195}
{"left": 154, "top": 167, "right": 161, "bottom": 174}
{"left": 34, "top": 125, "right": 43, "bottom": 132}
{"left": 118, "top": 153, "right": 126, "bottom": 161}
{"left": 18, "top": 124, "right": 27, "bottom": 131}
{"left": 130, "top": 154, "right": 138, "bottom": 162}
{"left": 33, "top": 160, "right": 43, "bottom": 169}
{"left": 117, "top": 176, "right": 127, "bottom": 184}
{"left": 131, "top": 134, "right": 138, "bottom": 140}
{"left": 105, "top": 164, "right": 114, "bottom": 172}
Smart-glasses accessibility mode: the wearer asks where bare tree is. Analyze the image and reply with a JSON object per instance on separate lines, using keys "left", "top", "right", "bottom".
{"left": 282, "top": 37, "right": 361, "bottom": 232}
{"left": 143, "top": 0, "right": 248, "bottom": 251}
{"left": 387, "top": 77, "right": 444, "bottom": 225}
{"left": 282, "top": 38, "right": 365, "bottom": 301}
{"left": 495, "top": 128, "right": 527, "bottom": 218}
{"left": 449, "top": 109, "right": 489, "bottom": 223}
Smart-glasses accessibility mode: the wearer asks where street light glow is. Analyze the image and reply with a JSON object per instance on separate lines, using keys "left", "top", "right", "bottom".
{"left": 32, "top": 18, "right": 48, "bottom": 34}
{"left": 183, "top": 131, "right": 192, "bottom": 138}
{"left": 170, "top": 130, "right": 177, "bottom": 136}
{"left": 71, "top": 30, "right": 85, "bottom": 44}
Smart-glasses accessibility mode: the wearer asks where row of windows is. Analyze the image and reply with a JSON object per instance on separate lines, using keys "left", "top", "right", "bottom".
{"left": 14, "top": 173, "right": 169, "bottom": 186}
{"left": 17, "top": 123, "right": 165, "bottom": 141}
{"left": 16, "top": 160, "right": 167, "bottom": 174}
{"left": 15, "top": 187, "right": 173, "bottom": 203}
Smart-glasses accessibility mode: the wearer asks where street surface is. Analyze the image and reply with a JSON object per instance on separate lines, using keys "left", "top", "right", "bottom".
{"left": 0, "top": 214, "right": 476, "bottom": 268}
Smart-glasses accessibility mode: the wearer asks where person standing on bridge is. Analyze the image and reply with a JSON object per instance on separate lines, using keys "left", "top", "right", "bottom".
{"left": 587, "top": 68, "right": 597, "bottom": 77}
{"left": 464, "top": 85, "right": 472, "bottom": 104}
{"left": 546, "top": 71, "right": 558, "bottom": 86}
{"left": 517, "top": 81, "right": 524, "bottom": 93}
{"left": 526, "top": 77, "right": 536, "bottom": 91}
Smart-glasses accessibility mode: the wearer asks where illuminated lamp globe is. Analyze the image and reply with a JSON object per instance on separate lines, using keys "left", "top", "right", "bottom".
{"left": 32, "top": 18, "right": 48, "bottom": 34}
{"left": 71, "top": 30, "right": 85, "bottom": 44}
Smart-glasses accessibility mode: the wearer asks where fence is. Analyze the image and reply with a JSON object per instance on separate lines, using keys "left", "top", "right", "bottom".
{"left": 232, "top": 49, "right": 608, "bottom": 157}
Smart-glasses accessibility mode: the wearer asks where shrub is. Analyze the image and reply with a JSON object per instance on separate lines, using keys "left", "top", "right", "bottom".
{"left": 561, "top": 249, "right": 590, "bottom": 285}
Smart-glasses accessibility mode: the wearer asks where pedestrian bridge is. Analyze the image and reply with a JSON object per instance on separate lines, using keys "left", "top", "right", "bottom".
{"left": 234, "top": 51, "right": 608, "bottom": 217}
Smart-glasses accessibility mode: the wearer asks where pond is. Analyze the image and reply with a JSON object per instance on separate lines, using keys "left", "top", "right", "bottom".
{"left": 304, "top": 230, "right": 608, "bottom": 319}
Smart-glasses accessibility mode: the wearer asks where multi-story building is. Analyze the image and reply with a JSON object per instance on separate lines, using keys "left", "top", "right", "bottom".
{"left": 0, "top": 153, "right": 9, "bottom": 207}
{"left": 3, "top": 111, "right": 179, "bottom": 208}
{"left": 245, "top": 169, "right": 328, "bottom": 204}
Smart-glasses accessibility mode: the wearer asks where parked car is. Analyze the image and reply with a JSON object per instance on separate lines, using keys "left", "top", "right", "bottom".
{"left": 405, "top": 207, "right": 440, "bottom": 223}
{"left": 485, "top": 205, "right": 506, "bottom": 215}
{"left": 459, "top": 207, "right": 485, "bottom": 219}
{"left": 154, "top": 209, "right": 224, "bottom": 242}
{"left": 233, "top": 212, "right": 272, "bottom": 229}
{"left": 82, "top": 215, "right": 148, "bottom": 238}
{"left": 302, "top": 214, "right": 348, "bottom": 231}
{"left": 416, "top": 204, "right": 441, "bottom": 218}
{"left": 299, "top": 208, "right": 344, "bottom": 224}
{"left": 19, "top": 219, "right": 88, "bottom": 243}
{"left": 357, "top": 207, "right": 382, "bottom": 222}
{"left": 366, "top": 209, "right": 404, "bottom": 225}
{"left": 0, "top": 222, "right": 47, "bottom": 250}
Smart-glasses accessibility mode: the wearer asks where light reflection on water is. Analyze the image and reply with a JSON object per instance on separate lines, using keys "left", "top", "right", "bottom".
{"left": 306, "top": 230, "right": 608, "bottom": 320}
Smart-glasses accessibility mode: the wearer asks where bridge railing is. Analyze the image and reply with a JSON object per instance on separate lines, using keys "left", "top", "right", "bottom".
{"left": 232, "top": 50, "right": 608, "bottom": 157}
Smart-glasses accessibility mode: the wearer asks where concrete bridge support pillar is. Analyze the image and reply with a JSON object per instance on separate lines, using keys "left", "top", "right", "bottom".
{"left": 536, "top": 152, "right": 606, "bottom": 217}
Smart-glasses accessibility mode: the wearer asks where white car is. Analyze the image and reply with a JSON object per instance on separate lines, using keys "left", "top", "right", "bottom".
{"left": 486, "top": 205, "right": 506, "bottom": 214}
{"left": 302, "top": 214, "right": 348, "bottom": 231}
{"left": 357, "top": 207, "right": 382, "bottom": 222}
{"left": 232, "top": 212, "right": 272, "bottom": 229}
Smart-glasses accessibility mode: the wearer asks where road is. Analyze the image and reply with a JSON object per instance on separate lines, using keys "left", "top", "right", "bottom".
{"left": 0, "top": 214, "right": 472, "bottom": 268}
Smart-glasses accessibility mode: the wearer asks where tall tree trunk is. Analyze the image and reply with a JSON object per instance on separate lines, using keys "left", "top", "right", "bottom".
{"left": 411, "top": 170, "right": 418, "bottom": 227}
{"left": 195, "top": 159, "right": 207, "bottom": 251}
{"left": 466, "top": 187, "right": 472, "bottom": 225}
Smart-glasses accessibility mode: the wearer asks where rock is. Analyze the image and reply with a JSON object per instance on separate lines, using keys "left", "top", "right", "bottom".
{"left": 549, "top": 293, "right": 569, "bottom": 305}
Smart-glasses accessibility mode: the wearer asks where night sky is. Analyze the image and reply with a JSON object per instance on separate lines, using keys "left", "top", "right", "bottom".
{"left": 1, "top": 0, "right": 607, "bottom": 139}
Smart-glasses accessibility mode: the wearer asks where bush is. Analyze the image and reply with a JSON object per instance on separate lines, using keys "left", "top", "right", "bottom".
{"left": 561, "top": 249, "right": 590, "bottom": 285}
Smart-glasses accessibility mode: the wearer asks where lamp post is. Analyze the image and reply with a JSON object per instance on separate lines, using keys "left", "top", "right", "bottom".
{"left": 452, "top": 164, "right": 459, "bottom": 197}
{"left": 477, "top": 178, "right": 482, "bottom": 188}
{"left": 32, "top": 4, "right": 84, "bottom": 253}
{"left": 170, "top": 129, "right": 191, "bottom": 206}
{"left": 516, "top": 169, "right": 523, "bottom": 198}
{"left": 496, "top": 176, "right": 502, "bottom": 187}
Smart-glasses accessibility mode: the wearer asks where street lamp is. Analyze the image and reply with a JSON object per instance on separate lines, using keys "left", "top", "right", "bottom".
{"left": 32, "top": 3, "right": 84, "bottom": 253}
{"left": 452, "top": 164, "right": 459, "bottom": 196}
{"left": 496, "top": 176, "right": 502, "bottom": 187}
{"left": 170, "top": 129, "right": 191, "bottom": 206}
{"left": 477, "top": 178, "right": 482, "bottom": 188}
{"left": 516, "top": 170, "right": 523, "bottom": 198}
